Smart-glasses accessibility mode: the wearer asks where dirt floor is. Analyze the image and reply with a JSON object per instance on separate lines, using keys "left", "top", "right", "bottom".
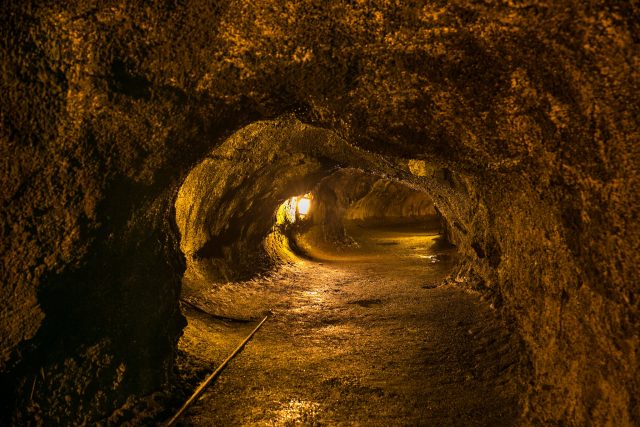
{"left": 169, "top": 222, "right": 527, "bottom": 426}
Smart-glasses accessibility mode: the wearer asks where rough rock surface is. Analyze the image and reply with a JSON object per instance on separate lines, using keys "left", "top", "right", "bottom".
{"left": 301, "top": 169, "right": 438, "bottom": 245}
{"left": 344, "top": 178, "right": 437, "bottom": 223}
{"left": 1, "top": 0, "right": 638, "bottom": 425}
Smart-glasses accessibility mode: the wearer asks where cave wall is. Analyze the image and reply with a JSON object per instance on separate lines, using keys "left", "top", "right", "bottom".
{"left": 430, "top": 169, "right": 639, "bottom": 423}
{"left": 344, "top": 179, "right": 437, "bottom": 223}
{"left": 304, "top": 169, "right": 438, "bottom": 246}
{"left": 1, "top": 0, "right": 638, "bottom": 424}
{"left": 305, "top": 169, "right": 379, "bottom": 244}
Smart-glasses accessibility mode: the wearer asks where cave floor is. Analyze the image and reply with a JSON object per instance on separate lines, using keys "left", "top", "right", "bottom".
{"left": 171, "top": 224, "right": 525, "bottom": 426}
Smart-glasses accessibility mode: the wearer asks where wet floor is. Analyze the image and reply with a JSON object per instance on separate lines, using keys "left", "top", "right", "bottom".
{"left": 174, "top": 222, "right": 525, "bottom": 426}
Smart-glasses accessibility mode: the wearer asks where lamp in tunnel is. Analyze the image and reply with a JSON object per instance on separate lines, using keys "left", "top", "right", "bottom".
{"left": 276, "top": 193, "right": 312, "bottom": 224}
{"left": 297, "top": 195, "right": 311, "bottom": 216}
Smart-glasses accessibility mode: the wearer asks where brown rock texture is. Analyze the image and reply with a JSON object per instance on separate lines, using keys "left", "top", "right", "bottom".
{"left": 344, "top": 178, "right": 437, "bottom": 223}
{"left": 1, "top": 0, "right": 638, "bottom": 424}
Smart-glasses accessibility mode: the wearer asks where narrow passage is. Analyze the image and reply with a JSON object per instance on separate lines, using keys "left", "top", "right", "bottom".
{"left": 174, "top": 223, "right": 525, "bottom": 426}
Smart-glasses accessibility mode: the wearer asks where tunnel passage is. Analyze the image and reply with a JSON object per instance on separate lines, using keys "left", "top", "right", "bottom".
{"left": 170, "top": 126, "right": 528, "bottom": 424}
{"left": 287, "top": 168, "right": 444, "bottom": 258}
{"left": 173, "top": 119, "right": 450, "bottom": 289}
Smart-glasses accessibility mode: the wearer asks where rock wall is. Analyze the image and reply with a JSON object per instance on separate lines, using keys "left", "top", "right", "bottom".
{"left": 302, "top": 169, "right": 438, "bottom": 247}
{"left": 1, "top": 0, "right": 638, "bottom": 424}
{"left": 303, "top": 169, "right": 379, "bottom": 244}
{"left": 344, "top": 179, "right": 437, "bottom": 223}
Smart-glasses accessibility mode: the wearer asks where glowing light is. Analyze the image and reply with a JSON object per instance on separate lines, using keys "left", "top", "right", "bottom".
{"left": 297, "top": 197, "right": 311, "bottom": 216}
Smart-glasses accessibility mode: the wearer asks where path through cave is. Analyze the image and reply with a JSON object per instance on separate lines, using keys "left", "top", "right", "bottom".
{"left": 170, "top": 220, "right": 525, "bottom": 426}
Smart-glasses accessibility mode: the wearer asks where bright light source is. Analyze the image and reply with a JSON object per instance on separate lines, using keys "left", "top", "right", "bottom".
{"left": 297, "top": 197, "right": 311, "bottom": 216}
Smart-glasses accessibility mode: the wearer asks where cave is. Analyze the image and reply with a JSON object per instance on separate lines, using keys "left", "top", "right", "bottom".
{"left": 1, "top": 1, "right": 638, "bottom": 425}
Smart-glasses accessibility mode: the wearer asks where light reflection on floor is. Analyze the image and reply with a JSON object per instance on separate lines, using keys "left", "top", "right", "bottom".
{"left": 273, "top": 398, "right": 321, "bottom": 425}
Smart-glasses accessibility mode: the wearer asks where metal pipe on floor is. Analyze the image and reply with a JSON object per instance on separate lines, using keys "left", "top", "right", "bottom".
{"left": 163, "top": 314, "right": 270, "bottom": 426}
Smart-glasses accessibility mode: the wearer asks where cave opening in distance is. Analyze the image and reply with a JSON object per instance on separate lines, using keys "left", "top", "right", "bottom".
{"left": 168, "top": 119, "right": 527, "bottom": 425}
